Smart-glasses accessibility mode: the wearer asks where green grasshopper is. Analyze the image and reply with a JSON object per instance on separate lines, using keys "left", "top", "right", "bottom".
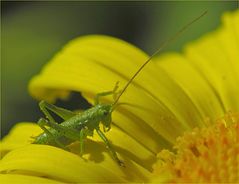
{"left": 33, "top": 11, "right": 207, "bottom": 167}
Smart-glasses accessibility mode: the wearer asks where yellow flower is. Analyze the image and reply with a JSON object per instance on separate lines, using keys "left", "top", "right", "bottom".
{"left": 0, "top": 10, "right": 238, "bottom": 183}
{"left": 152, "top": 112, "right": 239, "bottom": 183}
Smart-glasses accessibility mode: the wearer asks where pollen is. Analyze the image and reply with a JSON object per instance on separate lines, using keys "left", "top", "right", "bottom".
{"left": 152, "top": 112, "right": 239, "bottom": 183}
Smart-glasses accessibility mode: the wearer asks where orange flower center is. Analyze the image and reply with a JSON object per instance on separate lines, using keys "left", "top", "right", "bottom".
{"left": 152, "top": 112, "right": 239, "bottom": 183}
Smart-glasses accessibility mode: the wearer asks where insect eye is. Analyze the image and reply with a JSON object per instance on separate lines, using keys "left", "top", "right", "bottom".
{"left": 103, "top": 111, "right": 108, "bottom": 116}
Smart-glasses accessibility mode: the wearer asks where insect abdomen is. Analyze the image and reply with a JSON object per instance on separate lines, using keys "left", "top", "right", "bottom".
{"left": 33, "top": 128, "right": 73, "bottom": 146}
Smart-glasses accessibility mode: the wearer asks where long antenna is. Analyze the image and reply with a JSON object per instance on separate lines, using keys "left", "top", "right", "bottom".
{"left": 112, "top": 11, "right": 207, "bottom": 107}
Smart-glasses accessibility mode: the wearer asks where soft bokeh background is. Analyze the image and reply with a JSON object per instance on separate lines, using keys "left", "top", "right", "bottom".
{"left": 1, "top": 1, "right": 238, "bottom": 137}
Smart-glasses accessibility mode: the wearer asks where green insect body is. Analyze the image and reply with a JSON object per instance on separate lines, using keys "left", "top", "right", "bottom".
{"left": 33, "top": 90, "right": 123, "bottom": 165}
{"left": 33, "top": 103, "right": 112, "bottom": 146}
{"left": 33, "top": 11, "right": 207, "bottom": 167}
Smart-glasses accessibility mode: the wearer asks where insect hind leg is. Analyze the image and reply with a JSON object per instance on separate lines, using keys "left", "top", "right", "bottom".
{"left": 39, "top": 117, "right": 91, "bottom": 154}
{"left": 39, "top": 100, "right": 76, "bottom": 122}
{"left": 36, "top": 118, "right": 67, "bottom": 149}
{"left": 94, "top": 81, "right": 120, "bottom": 105}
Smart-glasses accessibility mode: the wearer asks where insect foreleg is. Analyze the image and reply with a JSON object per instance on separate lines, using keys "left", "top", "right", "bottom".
{"left": 94, "top": 81, "right": 119, "bottom": 105}
{"left": 79, "top": 127, "right": 88, "bottom": 156}
{"left": 39, "top": 101, "right": 76, "bottom": 121}
{"left": 37, "top": 118, "right": 67, "bottom": 149}
{"left": 96, "top": 128, "right": 124, "bottom": 167}
{"left": 94, "top": 91, "right": 113, "bottom": 105}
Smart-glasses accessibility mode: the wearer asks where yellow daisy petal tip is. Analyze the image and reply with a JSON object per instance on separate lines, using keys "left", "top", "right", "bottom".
{"left": 152, "top": 112, "right": 239, "bottom": 183}
{"left": 28, "top": 34, "right": 148, "bottom": 103}
{"left": 0, "top": 123, "right": 42, "bottom": 156}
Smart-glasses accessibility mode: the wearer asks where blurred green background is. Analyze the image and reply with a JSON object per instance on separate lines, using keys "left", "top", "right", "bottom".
{"left": 1, "top": 1, "right": 237, "bottom": 137}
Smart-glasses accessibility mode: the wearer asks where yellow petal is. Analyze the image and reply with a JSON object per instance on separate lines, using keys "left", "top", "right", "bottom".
{"left": 0, "top": 174, "right": 62, "bottom": 184}
{"left": 29, "top": 35, "right": 176, "bottom": 151}
{"left": 220, "top": 11, "right": 239, "bottom": 81}
{"left": 185, "top": 10, "right": 239, "bottom": 112}
{"left": 1, "top": 122, "right": 154, "bottom": 170}
{"left": 155, "top": 53, "right": 224, "bottom": 124}
{"left": 29, "top": 35, "right": 211, "bottom": 151}
{"left": 93, "top": 125, "right": 156, "bottom": 171}
{"left": 0, "top": 144, "right": 151, "bottom": 183}
{"left": 1, "top": 123, "right": 152, "bottom": 182}
{"left": 0, "top": 123, "right": 42, "bottom": 155}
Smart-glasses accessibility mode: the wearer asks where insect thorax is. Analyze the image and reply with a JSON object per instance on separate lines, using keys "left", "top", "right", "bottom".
{"left": 64, "top": 104, "right": 112, "bottom": 131}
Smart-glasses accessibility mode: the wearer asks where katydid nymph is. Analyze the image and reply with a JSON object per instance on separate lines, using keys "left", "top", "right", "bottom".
{"left": 33, "top": 11, "right": 207, "bottom": 167}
